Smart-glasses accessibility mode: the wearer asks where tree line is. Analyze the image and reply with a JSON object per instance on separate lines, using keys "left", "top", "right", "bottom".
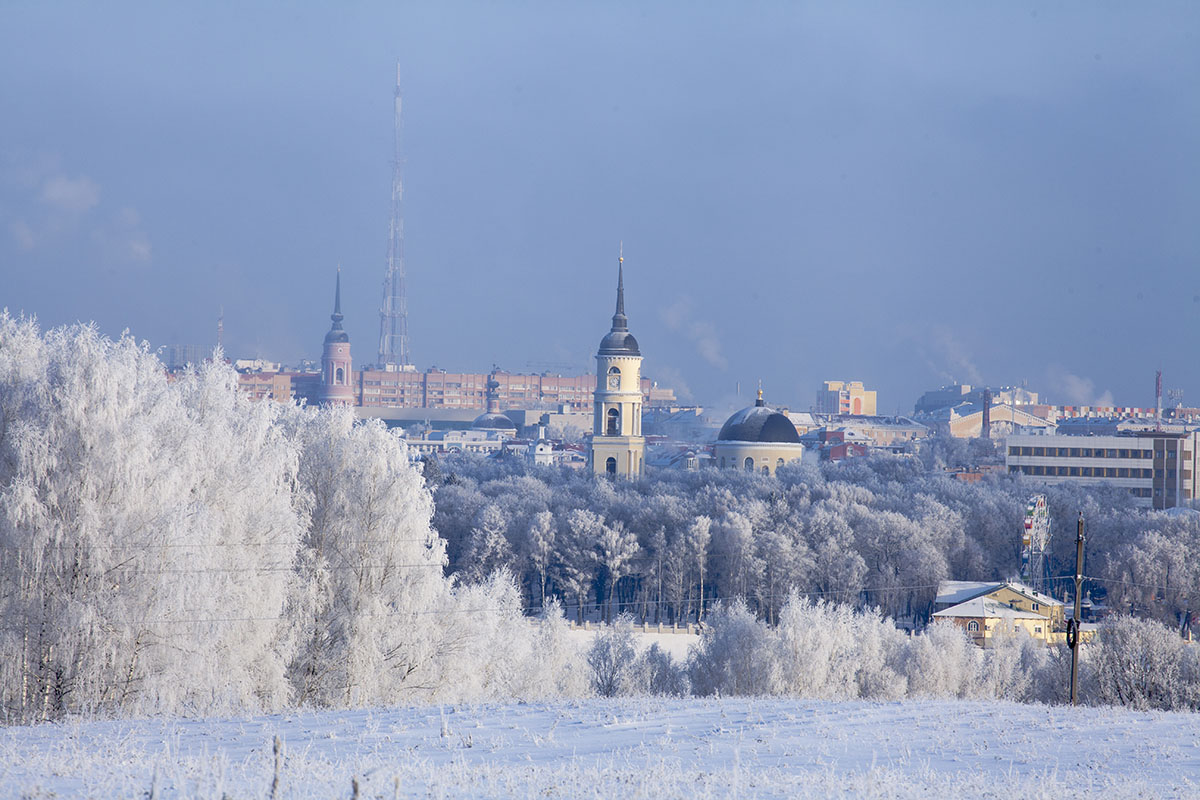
{"left": 429, "top": 445, "right": 1200, "bottom": 635}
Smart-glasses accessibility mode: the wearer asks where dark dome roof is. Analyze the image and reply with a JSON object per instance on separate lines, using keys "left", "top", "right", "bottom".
{"left": 324, "top": 329, "right": 350, "bottom": 344}
{"left": 472, "top": 412, "right": 516, "bottom": 431}
{"left": 717, "top": 402, "right": 801, "bottom": 444}
{"left": 598, "top": 330, "right": 640, "bottom": 357}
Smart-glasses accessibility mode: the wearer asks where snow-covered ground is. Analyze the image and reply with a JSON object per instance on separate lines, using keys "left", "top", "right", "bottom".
{"left": 2, "top": 698, "right": 1198, "bottom": 799}
{"left": 565, "top": 626, "right": 700, "bottom": 662}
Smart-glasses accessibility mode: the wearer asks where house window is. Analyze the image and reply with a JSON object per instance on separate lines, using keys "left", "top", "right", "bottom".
{"left": 1032, "top": 602, "right": 1040, "bottom": 611}
{"left": 967, "top": 620, "right": 979, "bottom": 632}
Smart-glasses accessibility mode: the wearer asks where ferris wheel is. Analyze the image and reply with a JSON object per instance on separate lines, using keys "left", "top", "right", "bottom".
{"left": 1021, "top": 494, "right": 1051, "bottom": 591}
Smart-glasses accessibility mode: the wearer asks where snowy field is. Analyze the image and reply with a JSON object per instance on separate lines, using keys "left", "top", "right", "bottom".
{"left": 565, "top": 626, "right": 700, "bottom": 662}
{"left": 3, "top": 698, "right": 1198, "bottom": 799}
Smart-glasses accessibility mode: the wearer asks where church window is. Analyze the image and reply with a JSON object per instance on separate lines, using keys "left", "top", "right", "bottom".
{"left": 335, "top": 367, "right": 344, "bottom": 384}
{"left": 605, "top": 457, "right": 617, "bottom": 475}
{"left": 967, "top": 620, "right": 979, "bottom": 632}
{"left": 606, "top": 408, "right": 620, "bottom": 435}
{"left": 744, "top": 457, "right": 754, "bottom": 471}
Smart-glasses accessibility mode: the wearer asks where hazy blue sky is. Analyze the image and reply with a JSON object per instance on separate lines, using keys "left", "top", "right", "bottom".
{"left": 2, "top": 2, "right": 1198, "bottom": 413}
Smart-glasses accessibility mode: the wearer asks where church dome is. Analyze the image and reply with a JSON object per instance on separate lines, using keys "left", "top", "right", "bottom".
{"left": 717, "top": 394, "right": 800, "bottom": 444}
{"left": 598, "top": 329, "right": 640, "bottom": 357}
{"left": 472, "top": 412, "right": 516, "bottom": 432}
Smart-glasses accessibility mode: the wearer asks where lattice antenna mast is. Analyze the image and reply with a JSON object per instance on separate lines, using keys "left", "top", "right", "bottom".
{"left": 377, "top": 62, "right": 412, "bottom": 369}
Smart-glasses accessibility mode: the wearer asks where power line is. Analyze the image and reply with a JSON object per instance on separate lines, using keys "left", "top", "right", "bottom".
{"left": 4, "top": 581, "right": 1045, "bottom": 630}
{"left": 0, "top": 538, "right": 443, "bottom": 552}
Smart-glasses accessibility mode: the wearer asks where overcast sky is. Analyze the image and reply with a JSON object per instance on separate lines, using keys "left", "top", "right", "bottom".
{"left": 2, "top": 2, "right": 1198, "bottom": 414}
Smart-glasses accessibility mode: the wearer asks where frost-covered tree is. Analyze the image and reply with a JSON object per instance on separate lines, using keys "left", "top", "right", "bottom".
{"left": 686, "top": 516, "right": 711, "bottom": 622}
{"left": 595, "top": 520, "right": 639, "bottom": 622}
{"left": 0, "top": 316, "right": 302, "bottom": 720}
{"left": 523, "top": 510, "right": 556, "bottom": 610}
{"left": 461, "top": 504, "right": 513, "bottom": 584}
{"left": 559, "top": 509, "right": 603, "bottom": 622}
{"left": 0, "top": 316, "right": 557, "bottom": 719}
{"left": 284, "top": 406, "right": 450, "bottom": 707}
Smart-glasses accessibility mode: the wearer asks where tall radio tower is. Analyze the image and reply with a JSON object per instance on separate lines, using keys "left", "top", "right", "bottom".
{"left": 377, "top": 62, "right": 413, "bottom": 370}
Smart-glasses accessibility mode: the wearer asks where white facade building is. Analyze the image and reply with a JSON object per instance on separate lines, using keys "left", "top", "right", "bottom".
{"left": 1006, "top": 431, "right": 1200, "bottom": 509}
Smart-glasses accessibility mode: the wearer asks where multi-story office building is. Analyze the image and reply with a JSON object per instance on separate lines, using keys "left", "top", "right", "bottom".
{"left": 1006, "top": 431, "right": 1200, "bottom": 510}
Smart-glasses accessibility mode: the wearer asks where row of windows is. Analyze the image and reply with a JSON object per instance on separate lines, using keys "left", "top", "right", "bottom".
{"left": 964, "top": 620, "right": 1042, "bottom": 634}
{"left": 718, "top": 456, "right": 788, "bottom": 473}
{"left": 1008, "top": 446, "right": 1153, "bottom": 459}
{"left": 1010, "top": 465, "right": 1156, "bottom": 479}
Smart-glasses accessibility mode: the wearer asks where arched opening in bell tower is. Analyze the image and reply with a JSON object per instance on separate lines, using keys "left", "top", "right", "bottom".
{"left": 606, "top": 408, "right": 620, "bottom": 435}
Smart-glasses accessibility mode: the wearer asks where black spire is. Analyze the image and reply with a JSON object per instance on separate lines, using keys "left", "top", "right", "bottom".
{"left": 611, "top": 254, "right": 627, "bottom": 332}
{"left": 597, "top": 248, "right": 640, "bottom": 356}
{"left": 332, "top": 269, "right": 344, "bottom": 323}
{"left": 325, "top": 268, "right": 350, "bottom": 344}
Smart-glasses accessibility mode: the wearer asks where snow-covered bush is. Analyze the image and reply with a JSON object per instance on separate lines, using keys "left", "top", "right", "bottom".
{"left": 630, "top": 643, "right": 689, "bottom": 697}
{"left": 587, "top": 615, "right": 639, "bottom": 697}
{"left": 976, "top": 627, "right": 1041, "bottom": 702}
{"left": 775, "top": 596, "right": 876, "bottom": 699}
{"left": 1091, "top": 615, "right": 1200, "bottom": 711}
{"left": 904, "top": 622, "right": 980, "bottom": 699}
{"left": 516, "top": 600, "right": 590, "bottom": 699}
{"left": 774, "top": 595, "right": 906, "bottom": 700}
{"left": 688, "top": 600, "right": 778, "bottom": 696}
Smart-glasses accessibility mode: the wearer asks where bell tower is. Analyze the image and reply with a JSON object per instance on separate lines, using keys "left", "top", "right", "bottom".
{"left": 590, "top": 250, "right": 645, "bottom": 478}
{"left": 320, "top": 268, "right": 355, "bottom": 406}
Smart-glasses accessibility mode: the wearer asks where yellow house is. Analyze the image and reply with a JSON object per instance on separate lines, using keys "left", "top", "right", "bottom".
{"left": 935, "top": 580, "right": 1065, "bottom": 630}
{"left": 987, "top": 583, "right": 1065, "bottom": 629}
{"left": 932, "top": 598, "right": 1052, "bottom": 647}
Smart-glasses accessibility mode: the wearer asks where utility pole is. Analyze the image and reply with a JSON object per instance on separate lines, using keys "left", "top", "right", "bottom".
{"left": 1068, "top": 512, "right": 1085, "bottom": 705}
